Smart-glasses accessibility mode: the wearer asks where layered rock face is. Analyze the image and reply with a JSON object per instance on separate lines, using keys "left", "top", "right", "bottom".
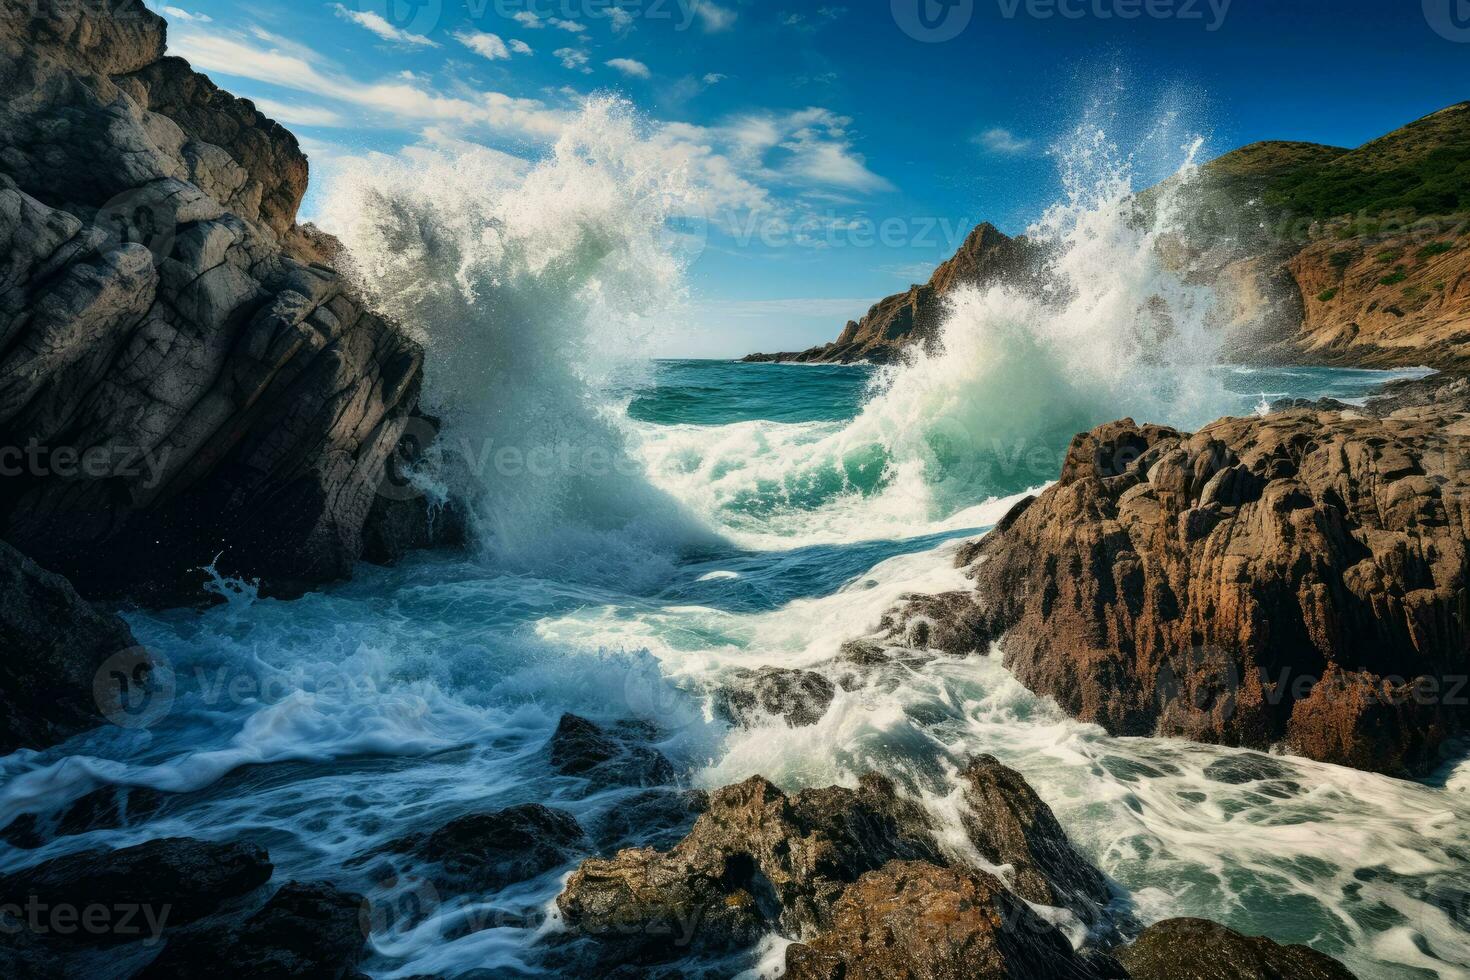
{"left": 0, "top": 0, "right": 424, "bottom": 602}
{"left": 895, "top": 375, "right": 1469, "bottom": 777}
{"left": 743, "top": 223, "right": 1044, "bottom": 364}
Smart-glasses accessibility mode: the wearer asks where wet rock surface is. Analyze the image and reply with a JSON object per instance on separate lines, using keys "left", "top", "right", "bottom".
{"left": 381, "top": 803, "right": 586, "bottom": 894}
{"left": 714, "top": 666, "right": 838, "bottom": 727}
{"left": 1116, "top": 918, "right": 1359, "bottom": 980}
{"left": 0, "top": 538, "right": 144, "bottom": 755}
{"left": 959, "top": 756, "right": 1111, "bottom": 921}
{"left": 0, "top": 837, "right": 273, "bottom": 941}
{"left": 137, "top": 881, "right": 368, "bottom": 979}
{"left": 548, "top": 714, "right": 677, "bottom": 787}
{"left": 783, "top": 861, "right": 1119, "bottom": 980}
{"left": 906, "top": 375, "right": 1469, "bottom": 776}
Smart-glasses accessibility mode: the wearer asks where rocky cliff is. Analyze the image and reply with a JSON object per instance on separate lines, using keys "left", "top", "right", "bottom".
{"left": 0, "top": 0, "right": 425, "bottom": 604}
{"left": 749, "top": 104, "right": 1470, "bottom": 370}
{"left": 880, "top": 372, "right": 1470, "bottom": 778}
{"left": 743, "top": 223, "right": 1044, "bottom": 364}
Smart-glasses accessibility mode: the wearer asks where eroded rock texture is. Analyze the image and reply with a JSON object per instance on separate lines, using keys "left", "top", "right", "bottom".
{"left": 0, "top": 0, "right": 423, "bottom": 602}
{"left": 910, "top": 376, "right": 1469, "bottom": 776}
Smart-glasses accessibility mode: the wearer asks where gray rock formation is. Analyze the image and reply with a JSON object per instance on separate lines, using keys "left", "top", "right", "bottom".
{"left": 0, "top": 0, "right": 424, "bottom": 603}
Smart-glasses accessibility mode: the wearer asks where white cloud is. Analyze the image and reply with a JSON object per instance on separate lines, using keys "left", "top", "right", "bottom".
{"left": 510, "top": 39, "right": 534, "bottom": 54}
{"left": 975, "top": 127, "right": 1032, "bottom": 155}
{"left": 159, "top": 5, "right": 211, "bottom": 22}
{"left": 694, "top": 1, "right": 737, "bottom": 31}
{"left": 331, "top": 4, "right": 439, "bottom": 47}
{"left": 606, "top": 8, "right": 634, "bottom": 32}
{"left": 170, "top": 28, "right": 568, "bottom": 139}
{"left": 703, "top": 73, "right": 727, "bottom": 85}
{"left": 250, "top": 97, "right": 347, "bottom": 128}
{"left": 455, "top": 30, "right": 511, "bottom": 61}
{"left": 513, "top": 11, "right": 544, "bottom": 28}
{"left": 606, "top": 58, "right": 651, "bottom": 79}
{"left": 724, "top": 108, "right": 892, "bottom": 193}
{"left": 554, "top": 47, "right": 592, "bottom": 72}
{"left": 551, "top": 17, "right": 587, "bottom": 32}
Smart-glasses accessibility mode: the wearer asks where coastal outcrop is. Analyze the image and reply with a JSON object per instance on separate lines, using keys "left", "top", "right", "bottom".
{"left": 887, "top": 373, "right": 1469, "bottom": 777}
{"left": 557, "top": 763, "right": 1359, "bottom": 979}
{"left": 743, "top": 223, "right": 1044, "bottom": 364}
{"left": 0, "top": 0, "right": 428, "bottom": 604}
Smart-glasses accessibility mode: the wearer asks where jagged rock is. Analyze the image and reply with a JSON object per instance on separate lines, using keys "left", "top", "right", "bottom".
{"left": 138, "top": 881, "right": 368, "bottom": 979}
{"left": 744, "top": 224, "right": 1046, "bottom": 364}
{"left": 0, "top": 0, "right": 424, "bottom": 604}
{"left": 381, "top": 803, "right": 586, "bottom": 894}
{"left": 556, "top": 774, "right": 944, "bottom": 962}
{"left": 0, "top": 538, "right": 146, "bottom": 755}
{"left": 714, "top": 667, "right": 837, "bottom": 727}
{"left": 783, "top": 861, "right": 1120, "bottom": 980}
{"left": 0, "top": 838, "right": 272, "bottom": 943}
{"left": 1116, "top": 918, "right": 1359, "bottom": 979}
{"left": 879, "top": 591, "right": 993, "bottom": 654}
{"left": 548, "top": 715, "right": 676, "bottom": 787}
{"left": 927, "top": 379, "right": 1469, "bottom": 777}
{"left": 959, "top": 756, "right": 1111, "bottom": 922}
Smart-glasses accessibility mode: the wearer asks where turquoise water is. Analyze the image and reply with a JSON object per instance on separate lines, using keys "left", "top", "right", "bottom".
{"left": 1, "top": 359, "right": 1464, "bottom": 980}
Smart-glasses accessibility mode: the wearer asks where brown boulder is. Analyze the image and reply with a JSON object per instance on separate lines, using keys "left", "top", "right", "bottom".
{"left": 1116, "top": 918, "right": 1358, "bottom": 980}
{"left": 923, "top": 377, "right": 1468, "bottom": 776}
{"left": 783, "top": 861, "right": 1118, "bottom": 980}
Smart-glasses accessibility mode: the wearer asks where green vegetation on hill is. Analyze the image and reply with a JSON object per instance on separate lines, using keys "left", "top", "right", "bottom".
{"left": 1201, "top": 102, "right": 1470, "bottom": 221}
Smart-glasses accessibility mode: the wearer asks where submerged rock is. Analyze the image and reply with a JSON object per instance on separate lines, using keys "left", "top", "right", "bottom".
{"left": 548, "top": 714, "right": 676, "bottom": 787}
{"left": 0, "top": 539, "right": 146, "bottom": 755}
{"left": 783, "top": 861, "right": 1120, "bottom": 980}
{"left": 138, "top": 881, "right": 367, "bottom": 979}
{"left": 1, "top": 784, "right": 168, "bottom": 850}
{"left": 1116, "top": 918, "right": 1359, "bottom": 980}
{"left": 382, "top": 803, "right": 586, "bottom": 894}
{"left": 586, "top": 788, "right": 709, "bottom": 852}
{"left": 713, "top": 667, "right": 837, "bottom": 728}
{"left": 918, "top": 382, "right": 1470, "bottom": 777}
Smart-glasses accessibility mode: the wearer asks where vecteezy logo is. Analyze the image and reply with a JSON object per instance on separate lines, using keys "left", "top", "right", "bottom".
{"left": 351, "top": 0, "right": 444, "bottom": 37}
{"left": 93, "top": 187, "right": 179, "bottom": 264}
{"left": 1425, "top": 0, "right": 1470, "bottom": 41}
{"left": 892, "top": 0, "right": 974, "bottom": 42}
{"left": 374, "top": 414, "right": 442, "bottom": 503}
{"left": 94, "top": 647, "right": 176, "bottom": 731}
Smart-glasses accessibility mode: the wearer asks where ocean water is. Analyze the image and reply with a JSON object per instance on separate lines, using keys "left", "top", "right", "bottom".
{"left": 1, "top": 101, "right": 1466, "bottom": 980}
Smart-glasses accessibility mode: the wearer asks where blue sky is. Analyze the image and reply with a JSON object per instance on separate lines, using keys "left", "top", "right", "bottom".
{"left": 153, "top": 0, "right": 1470, "bottom": 357}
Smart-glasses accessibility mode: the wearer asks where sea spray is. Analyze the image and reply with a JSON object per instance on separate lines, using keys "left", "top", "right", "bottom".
{"left": 319, "top": 98, "right": 719, "bottom": 587}
{"left": 634, "top": 125, "right": 1230, "bottom": 548}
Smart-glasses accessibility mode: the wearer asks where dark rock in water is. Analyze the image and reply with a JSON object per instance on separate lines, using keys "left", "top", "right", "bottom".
{"left": 783, "top": 861, "right": 1118, "bottom": 980}
{"left": 557, "top": 773, "right": 944, "bottom": 962}
{"left": 362, "top": 414, "right": 476, "bottom": 566}
{"left": 2, "top": 784, "right": 168, "bottom": 850}
{"left": 0, "top": 838, "right": 273, "bottom": 942}
{"left": 926, "top": 390, "right": 1470, "bottom": 777}
{"left": 383, "top": 803, "right": 586, "bottom": 893}
{"left": 878, "top": 591, "right": 994, "bottom": 655}
{"left": 0, "top": 539, "right": 146, "bottom": 755}
{"left": 959, "top": 756, "right": 1111, "bottom": 923}
{"left": 714, "top": 667, "right": 836, "bottom": 727}
{"left": 587, "top": 788, "right": 709, "bottom": 852}
{"left": 138, "top": 881, "right": 368, "bottom": 979}
{"left": 1202, "top": 753, "right": 1296, "bottom": 785}
{"left": 548, "top": 714, "right": 676, "bottom": 787}
{"left": 0, "top": 1, "right": 425, "bottom": 604}
{"left": 1116, "top": 918, "right": 1359, "bottom": 980}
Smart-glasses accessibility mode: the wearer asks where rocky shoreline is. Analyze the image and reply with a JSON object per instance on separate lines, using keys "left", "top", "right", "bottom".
{"left": 877, "top": 371, "right": 1470, "bottom": 778}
